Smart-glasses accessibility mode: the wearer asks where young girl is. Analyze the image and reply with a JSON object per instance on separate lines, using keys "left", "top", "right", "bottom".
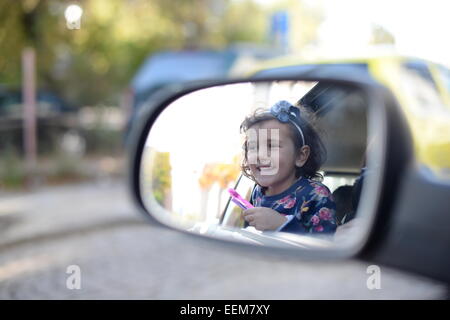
{"left": 240, "top": 100, "right": 337, "bottom": 235}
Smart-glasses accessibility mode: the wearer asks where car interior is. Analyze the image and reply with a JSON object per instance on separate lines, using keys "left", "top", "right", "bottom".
{"left": 220, "top": 81, "right": 368, "bottom": 236}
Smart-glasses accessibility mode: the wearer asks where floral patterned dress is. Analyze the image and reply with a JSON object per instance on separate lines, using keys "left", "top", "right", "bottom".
{"left": 250, "top": 176, "right": 337, "bottom": 235}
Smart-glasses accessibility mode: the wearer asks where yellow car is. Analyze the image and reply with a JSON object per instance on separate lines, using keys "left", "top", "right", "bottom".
{"left": 251, "top": 54, "right": 450, "bottom": 179}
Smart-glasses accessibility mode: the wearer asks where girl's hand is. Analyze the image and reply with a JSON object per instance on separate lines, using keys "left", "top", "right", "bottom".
{"left": 242, "top": 207, "right": 287, "bottom": 231}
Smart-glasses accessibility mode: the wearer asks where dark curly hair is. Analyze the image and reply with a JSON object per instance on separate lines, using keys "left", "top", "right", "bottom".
{"left": 240, "top": 103, "right": 327, "bottom": 183}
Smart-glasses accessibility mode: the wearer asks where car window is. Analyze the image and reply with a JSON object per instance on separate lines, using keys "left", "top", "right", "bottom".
{"left": 400, "top": 62, "right": 446, "bottom": 115}
{"left": 322, "top": 173, "right": 357, "bottom": 193}
{"left": 0, "top": 92, "right": 21, "bottom": 117}
{"left": 253, "top": 63, "right": 370, "bottom": 78}
{"left": 403, "top": 61, "right": 438, "bottom": 90}
{"left": 436, "top": 65, "right": 450, "bottom": 96}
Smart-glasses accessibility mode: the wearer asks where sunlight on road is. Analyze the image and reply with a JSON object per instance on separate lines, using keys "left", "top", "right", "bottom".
{"left": 0, "top": 255, "right": 54, "bottom": 282}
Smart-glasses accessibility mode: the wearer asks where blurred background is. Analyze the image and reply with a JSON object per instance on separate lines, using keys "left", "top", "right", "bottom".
{"left": 0, "top": 0, "right": 449, "bottom": 298}
{"left": 1, "top": 0, "right": 449, "bottom": 190}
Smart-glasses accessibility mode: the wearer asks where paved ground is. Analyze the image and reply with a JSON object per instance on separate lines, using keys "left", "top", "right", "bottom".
{"left": 0, "top": 180, "right": 447, "bottom": 299}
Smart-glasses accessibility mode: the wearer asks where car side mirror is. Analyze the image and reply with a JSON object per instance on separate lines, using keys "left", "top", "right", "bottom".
{"left": 128, "top": 73, "right": 450, "bottom": 284}
{"left": 129, "top": 75, "right": 390, "bottom": 255}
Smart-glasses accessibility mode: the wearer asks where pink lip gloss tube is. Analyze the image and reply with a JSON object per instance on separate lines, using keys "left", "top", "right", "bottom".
{"left": 228, "top": 188, "right": 254, "bottom": 210}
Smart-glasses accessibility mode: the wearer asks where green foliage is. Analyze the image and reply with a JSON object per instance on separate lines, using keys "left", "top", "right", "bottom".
{"left": 83, "top": 127, "right": 122, "bottom": 155}
{"left": 0, "top": 0, "right": 268, "bottom": 107}
{"left": 45, "top": 151, "right": 88, "bottom": 183}
{"left": 0, "top": 146, "right": 26, "bottom": 189}
{"left": 152, "top": 151, "right": 172, "bottom": 205}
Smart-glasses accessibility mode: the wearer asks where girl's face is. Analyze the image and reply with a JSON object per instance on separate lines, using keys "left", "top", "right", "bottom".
{"left": 246, "top": 119, "right": 308, "bottom": 195}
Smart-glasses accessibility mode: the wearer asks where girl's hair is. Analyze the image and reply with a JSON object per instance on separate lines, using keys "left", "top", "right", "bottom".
{"left": 240, "top": 103, "right": 327, "bottom": 183}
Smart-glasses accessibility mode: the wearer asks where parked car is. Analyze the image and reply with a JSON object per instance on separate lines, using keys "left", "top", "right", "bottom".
{"left": 0, "top": 86, "right": 83, "bottom": 154}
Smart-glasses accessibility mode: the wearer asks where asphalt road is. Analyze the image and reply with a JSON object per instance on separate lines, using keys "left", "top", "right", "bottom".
{"left": 0, "top": 180, "right": 447, "bottom": 299}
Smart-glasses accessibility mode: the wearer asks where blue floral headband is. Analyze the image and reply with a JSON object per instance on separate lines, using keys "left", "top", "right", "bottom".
{"left": 263, "top": 100, "right": 305, "bottom": 146}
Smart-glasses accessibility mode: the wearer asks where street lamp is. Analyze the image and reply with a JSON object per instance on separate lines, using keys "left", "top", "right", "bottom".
{"left": 64, "top": 4, "right": 83, "bottom": 30}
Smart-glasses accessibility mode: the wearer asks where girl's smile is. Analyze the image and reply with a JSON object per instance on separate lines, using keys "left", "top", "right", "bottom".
{"left": 247, "top": 119, "right": 302, "bottom": 196}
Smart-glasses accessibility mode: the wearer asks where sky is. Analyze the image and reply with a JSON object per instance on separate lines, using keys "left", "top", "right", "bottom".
{"left": 256, "top": 0, "right": 450, "bottom": 66}
{"left": 322, "top": 0, "right": 450, "bottom": 66}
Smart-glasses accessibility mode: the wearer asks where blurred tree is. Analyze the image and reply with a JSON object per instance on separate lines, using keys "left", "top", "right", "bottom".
{"left": 216, "top": 0, "right": 267, "bottom": 46}
{"left": 198, "top": 159, "right": 240, "bottom": 219}
{"left": 0, "top": 1, "right": 42, "bottom": 84}
{"left": 152, "top": 151, "right": 172, "bottom": 208}
{"left": 0, "top": 0, "right": 268, "bottom": 108}
{"left": 214, "top": 162, "right": 240, "bottom": 218}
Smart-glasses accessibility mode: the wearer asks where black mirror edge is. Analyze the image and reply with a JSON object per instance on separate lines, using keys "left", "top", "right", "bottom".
{"left": 359, "top": 90, "right": 450, "bottom": 284}
{"left": 127, "top": 75, "right": 403, "bottom": 263}
{"left": 355, "top": 88, "right": 414, "bottom": 257}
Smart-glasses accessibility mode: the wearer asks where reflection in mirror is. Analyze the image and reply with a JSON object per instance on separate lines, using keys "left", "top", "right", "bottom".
{"left": 140, "top": 80, "right": 381, "bottom": 250}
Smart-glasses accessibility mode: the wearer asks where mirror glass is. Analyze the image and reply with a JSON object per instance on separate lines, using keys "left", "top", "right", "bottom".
{"left": 139, "top": 80, "right": 383, "bottom": 250}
